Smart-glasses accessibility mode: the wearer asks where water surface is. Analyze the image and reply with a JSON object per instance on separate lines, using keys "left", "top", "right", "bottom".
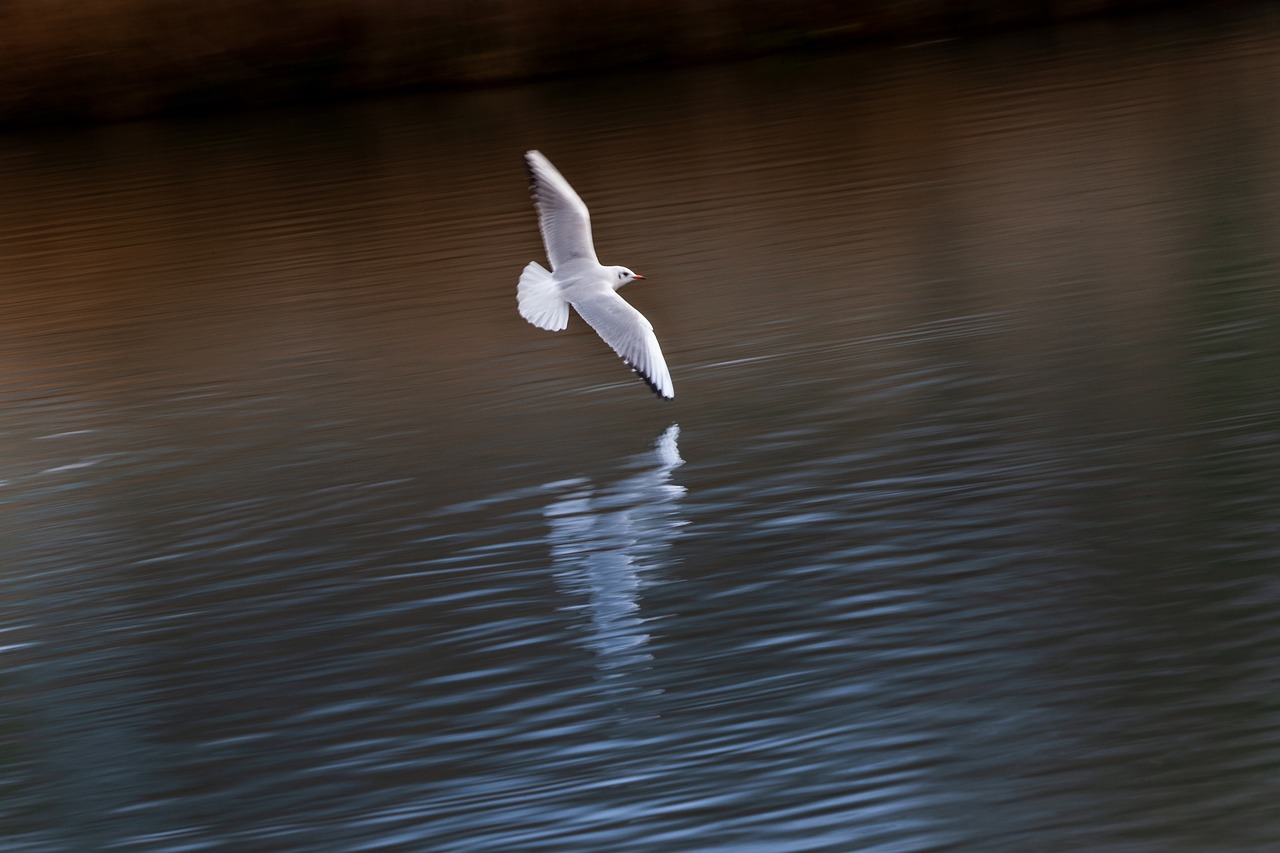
{"left": 1, "top": 10, "right": 1279, "bottom": 852}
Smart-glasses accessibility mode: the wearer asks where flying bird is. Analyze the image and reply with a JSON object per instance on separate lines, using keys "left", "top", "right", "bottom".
{"left": 518, "top": 150, "right": 674, "bottom": 399}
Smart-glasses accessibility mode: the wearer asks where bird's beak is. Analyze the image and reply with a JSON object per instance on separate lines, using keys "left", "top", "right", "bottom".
{"left": 633, "top": 273, "right": 646, "bottom": 280}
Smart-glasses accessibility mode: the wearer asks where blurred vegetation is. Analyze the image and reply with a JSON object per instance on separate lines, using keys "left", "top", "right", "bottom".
{"left": 0, "top": 0, "right": 1190, "bottom": 124}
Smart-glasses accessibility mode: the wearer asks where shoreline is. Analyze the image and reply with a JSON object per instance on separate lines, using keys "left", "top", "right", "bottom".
{"left": 0, "top": 1, "right": 1216, "bottom": 126}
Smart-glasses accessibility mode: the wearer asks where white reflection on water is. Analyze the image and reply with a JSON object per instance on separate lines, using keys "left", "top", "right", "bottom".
{"left": 545, "top": 425, "right": 685, "bottom": 681}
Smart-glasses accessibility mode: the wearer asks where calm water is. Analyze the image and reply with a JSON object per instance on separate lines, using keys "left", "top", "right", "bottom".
{"left": 2, "top": 10, "right": 1280, "bottom": 852}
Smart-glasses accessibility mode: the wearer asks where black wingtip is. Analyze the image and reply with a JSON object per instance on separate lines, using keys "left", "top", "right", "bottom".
{"left": 525, "top": 151, "right": 552, "bottom": 219}
{"left": 623, "top": 359, "right": 674, "bottom": 401}
{"left": 525, "top": 153, "right": 539, "bottom": 197}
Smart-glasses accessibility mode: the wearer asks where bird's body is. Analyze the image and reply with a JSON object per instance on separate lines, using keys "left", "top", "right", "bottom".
{"left": 518, "top": 150, "right": 674, "bottom": 399}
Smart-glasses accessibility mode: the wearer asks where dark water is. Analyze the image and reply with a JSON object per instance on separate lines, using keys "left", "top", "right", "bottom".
{"left": 3, "top": 9, "right": 1280, "bottom": 852}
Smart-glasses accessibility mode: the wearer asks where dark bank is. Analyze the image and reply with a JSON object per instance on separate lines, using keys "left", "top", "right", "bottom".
{"left": 0, "top": 0, "right": 1218, "bottom": 125}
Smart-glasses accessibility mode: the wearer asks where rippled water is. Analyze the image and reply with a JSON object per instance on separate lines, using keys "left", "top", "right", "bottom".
{"left": 2, "top": 9, "right": 1280, "bottom": 852}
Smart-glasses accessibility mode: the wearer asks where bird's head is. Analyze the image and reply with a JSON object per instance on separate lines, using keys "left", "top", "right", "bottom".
{"left": 611, "top": 266, "right": 645, "bottom": 290}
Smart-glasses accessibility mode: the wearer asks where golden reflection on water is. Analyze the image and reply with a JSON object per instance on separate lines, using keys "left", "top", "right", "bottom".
{"left": 0, "top": 18, "right": 1276, "bottom": 418}
{"left": 1, "top": 14, "right": 1276, "bottom": 510}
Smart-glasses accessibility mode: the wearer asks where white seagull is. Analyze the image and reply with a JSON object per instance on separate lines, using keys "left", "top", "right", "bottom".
{"left": 518, "top": 150, "right": 674, "bottom": 399}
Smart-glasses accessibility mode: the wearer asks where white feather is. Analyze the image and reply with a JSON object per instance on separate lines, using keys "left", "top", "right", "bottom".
{"left": 517, "top": 262, "right": 569, "bottom": 331}
{"left": 518, "top": 150, "right": 675, "bottom": 399}
{"left": 525, "top": 150, "right": 598, "bottom": 269}
{"left": 569, "top": 287, "right": 674, "bottom": 399}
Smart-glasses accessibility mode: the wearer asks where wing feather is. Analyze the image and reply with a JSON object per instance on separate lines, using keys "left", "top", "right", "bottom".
{"left": 526, "top": 150, "right": 599, "bottom": 269}
{"left": 570, "top": 289, "right": 674, "bottom": 399}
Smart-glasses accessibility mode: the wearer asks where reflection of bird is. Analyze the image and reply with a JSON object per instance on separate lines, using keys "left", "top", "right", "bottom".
{"left": 546, "top": 425, "right": 685, "bottom": 677}
{"left": 518, "top": 150, "right": 675, "bottom": 399}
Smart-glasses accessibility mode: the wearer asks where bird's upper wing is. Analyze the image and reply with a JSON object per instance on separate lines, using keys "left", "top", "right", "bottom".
{"left": 526, "top": 150, "right": 599, "bottom": 269}
{"left": 570, "top": 288, "right": 674, "bottom": 399}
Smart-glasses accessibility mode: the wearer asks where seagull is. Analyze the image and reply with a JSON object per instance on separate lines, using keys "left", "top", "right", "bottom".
{"left": 518, "top": 150, "right": 674, "bottom": 399}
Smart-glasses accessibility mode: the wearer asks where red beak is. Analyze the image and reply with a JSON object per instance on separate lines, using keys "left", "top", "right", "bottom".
{"left": 633, "top": 273, "right": 645, "bottom": 280}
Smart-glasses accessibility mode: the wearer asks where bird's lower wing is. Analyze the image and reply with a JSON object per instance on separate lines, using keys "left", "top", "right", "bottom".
{"left": 570, "top": 290, "right": 674, "bottom": 399}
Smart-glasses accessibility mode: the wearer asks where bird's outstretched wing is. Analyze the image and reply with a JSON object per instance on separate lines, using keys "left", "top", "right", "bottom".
{"left": 526, "top": 150, "right": 599, "bottom": 269}
{"left": 570, "top": 288, "right": 674, "bottom": 399}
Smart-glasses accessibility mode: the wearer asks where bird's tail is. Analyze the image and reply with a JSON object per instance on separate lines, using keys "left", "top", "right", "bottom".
{"left": 517, "top": 262, "right": 569, "bottom": 331}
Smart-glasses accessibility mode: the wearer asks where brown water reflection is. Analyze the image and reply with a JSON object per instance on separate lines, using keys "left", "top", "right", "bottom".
{"left": 1, "top": 8, "right": 1278, "bottom": 852}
